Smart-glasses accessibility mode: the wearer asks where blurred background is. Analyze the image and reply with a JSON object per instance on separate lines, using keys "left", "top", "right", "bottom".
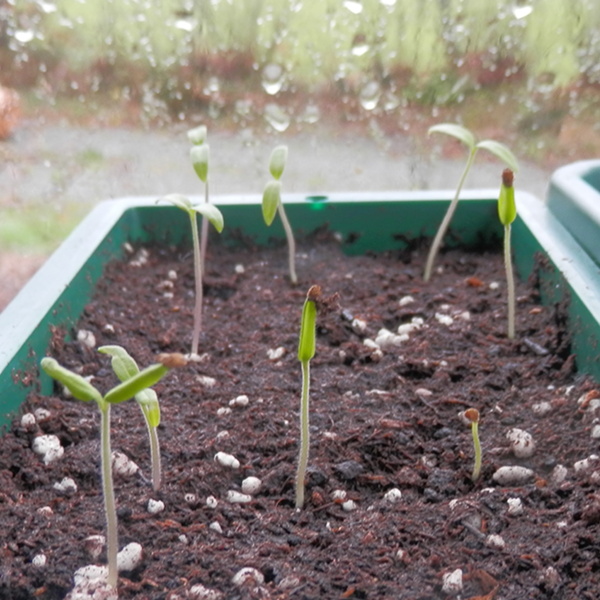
{"left": 1, "top": 0, "right": 599, "bottom": 309}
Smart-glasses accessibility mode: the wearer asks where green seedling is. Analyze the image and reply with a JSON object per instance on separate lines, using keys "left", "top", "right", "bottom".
{"left": 262, "top": 145, "right": 298, "bottom": 285}
{"left": 99, "top": 345, "right": 163, "bottom": 491}
{"left": 424, "top": 124, "right": 519, "bottom": 282}
{"left": 188, "top": 125, "right": 210, "bottom": 277}
{"left": 464, "top": 408, "right": 482, "bottom": 482}
{"left": 40, "top": 356, "right": 170, "bottom": 590}
{"left": 296, "top": 285, "right": 320, "bottom": 508}
{"left": 157, "top": 193, "right": 224, "bottom": 356}
{"left": 498, "top": 168, "right": 517, "bottom": 339}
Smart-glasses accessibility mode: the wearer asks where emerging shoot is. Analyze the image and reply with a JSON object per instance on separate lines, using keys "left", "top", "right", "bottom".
{"left": 157, "top": 193, "right": 224, "bottom": 356}
{"left": 262, "top": 145, "right": 298, "bottom": 285}
{"left": 464, "top": 408, "right": 482, "bottom": 482}
{"left": 99, "top": 345, "right": 163, "bottom": 491}
{"left": 498, "top": 168, "right": 517, "bottom": 339}
{"left": 40, "top": 356, "right": 170, "bottom": 589}
{"left": 424, "top": 124, "right": 519, "bottom": 282}
{"left": 296, "top": 284, "right": 320, "bottom": 508}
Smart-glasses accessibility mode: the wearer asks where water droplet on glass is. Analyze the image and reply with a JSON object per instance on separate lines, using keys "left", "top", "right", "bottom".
{"left": 203, "top": 77, "right": 220, "bottom": 95}
{"left": 300, "top": 103, "right": 320, "bottom": 124}
{"left": 264, "top": 103, "right": 291, "bottom": 132}
{"left": 235, "top": 98, "right": 253, "bottom": 118}
{"left": 512, "top": 6, "right": 533, "bottom": 19}
{"left": 351, "top": 42, "right": 370, "bottom": 57}
{"left": 383, "top": 92, "right": 400, "bottom": 112}
{"left": 14, "top": 30, "right": 35, "bottom": 44}
{"left": 359, "top": 80, "right": 381, "bottom": 111}
{"left": 58, "top": 16, "right": 74, "bottom": 29}
{"left": 37, "top": 1, "right": 57, "bottom": 14}
{"left": 261, "top": 63, "right": 285, "bottom": 95}
{"left": 343, "top": 1, "right": 363, "bottom": 15}
{"left": 174, "top": 18, "right": 196, "bottom": 32}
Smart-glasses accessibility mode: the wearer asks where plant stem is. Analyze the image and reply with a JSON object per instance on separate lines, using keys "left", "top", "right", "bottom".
{"left": 424, "top": 147, "right": 477, "bottom": 282}
{"left": 147, "top": 423, "right": 161, "bottom": 492}
{"left": 200, "top": 180, "right": 209, "bottom": 279}
{"left": 471, "top": 421, "right": 482, "bottom": 481}
{"left": 100, "top": 403, "right": 118, "bottom": 589}
{"left": 189, "top": 211, "right": 203, "bottom": 356}
{"left": 277, "top": 203, "right": 298, "bottom": 285}
{"left": 504, "top": 224, "right": 516, "bottom": 339}
{"left": 295, "top": 359, "right": 310, "bottom": 508}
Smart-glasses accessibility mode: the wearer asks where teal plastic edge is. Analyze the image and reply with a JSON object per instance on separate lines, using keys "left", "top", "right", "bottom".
{"left": 2, "top": 189, "right": 600, "bottom": 430}
{"left": 547, "top": 159, "right": 600, "bottom": 267}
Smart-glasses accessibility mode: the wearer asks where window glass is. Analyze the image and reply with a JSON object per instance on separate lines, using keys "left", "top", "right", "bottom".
{"left": 1, "top": 0, "right": 599, "bottom": 307}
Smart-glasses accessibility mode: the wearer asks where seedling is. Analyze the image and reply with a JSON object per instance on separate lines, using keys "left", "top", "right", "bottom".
{"left": 157, "top": 193, "right": 224, "bottom": 356}
{"left": 99, "top": 345, "right": 163, "bottom": 491}
{"left": 262, "top": 145, "right": 298, "bottom": 285}
{"left": 40, "top": 356, "right": 170, "bottom": 589}
{"left": 498, "top": 168, "right": 517, "bottom": 339}
{"left": 424, "top": 124, "right": 519, "bottom": 282}
{"left": 463, "top": 408, "right": 482, "bottom": 482}
{"left": 295, "top": 285, "right": 320, "bottom": 508}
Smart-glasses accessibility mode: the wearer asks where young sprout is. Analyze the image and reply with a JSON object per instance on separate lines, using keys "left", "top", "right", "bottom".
{"left": 40, "top": 356, "right": 170, "bottom": 590}
{"left": 498, "top": 168, "right": 517, "bottom": 339}
{"left": 295, "top": 284, "right": 320, "bottom": 508}
{"left": 463, "top": 408, "right": 482, "bottom": 482}
{"left": 424, "top": 124, "right": 519, "bottom": 282}
{"left": 262, "top": 145, "right": 298, "bottom": 285}
{"left": 188, "top": 125, "right": 210, "bottom": 277}
{"left": 98, "top": 345, "right": 163, "bottom": 491}
{"left": 157, "top": 193, "right": 224, "bottom": 356}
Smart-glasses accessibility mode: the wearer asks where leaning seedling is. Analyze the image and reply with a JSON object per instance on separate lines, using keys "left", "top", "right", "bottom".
{"left": 295, "top": 285, "right": 320, "bottom": 508}
{"left": 498, "top": 168, "right": 517, "bottom": 339}
{"left": 99, "top": 345, "right": 163, "bottom": 491}
{"left": 157, "top": 193, "right": 224, "bottom": 356}
{"left": 40, "top": 356, "right": 171, "bottom": 590}
{"left": 262, "top": 145, "right": 298, "bottom": 285}
{"left": 424, "top": 124, "right": 519, "bottom": 282}
{"left": 462, "top": 408, "right": 482, "bottom": 482}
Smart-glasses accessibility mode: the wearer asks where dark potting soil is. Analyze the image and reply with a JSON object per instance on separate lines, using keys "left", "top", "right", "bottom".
{"left": 2, "top": 236, "right": 600, "bottom": 600}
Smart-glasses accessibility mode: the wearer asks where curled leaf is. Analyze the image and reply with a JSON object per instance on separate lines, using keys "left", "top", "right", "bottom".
{"left": 428, "top": 123, "right": 476, "bottom": 150}
{"left": 41, "top": 357, "right": 103, "bottom": 403}
{"left": 137, "top": 389, "right": 161, "bottom": 428}
{"left": 190, "top": 202, "right": 224, "bottom": 233}
{"left": 158, "top": 193, "right": 193, "bottom": 212}
{"left": 262, "top": 180, "right": 281, "bottom": 226}
{"left": 477, "top": 140, "right": 519, "bottom": 172}
{"left": 104, "top": 363, "right": 169, "bottom": 405}
{"left": 269, "top": 145, "right": 288, "bottom": 180}
{"left": 190, "top": 144, "right": 209, "bottom": 183}
{"left": 98, "top": 345, "right": 139, "bottom": 381}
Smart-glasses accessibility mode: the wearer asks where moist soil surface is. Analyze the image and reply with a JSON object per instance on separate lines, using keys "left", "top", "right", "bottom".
{"left": 2, "top": 237, "right": 600, "bottom": 600}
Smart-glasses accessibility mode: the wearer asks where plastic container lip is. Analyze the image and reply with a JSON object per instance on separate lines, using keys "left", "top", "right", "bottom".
{"left": 4, "top": 184, "right": 600, "bottom": 429}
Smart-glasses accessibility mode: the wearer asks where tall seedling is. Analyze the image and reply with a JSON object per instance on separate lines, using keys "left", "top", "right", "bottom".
{"left": 40, "top": 356, "right": 170, "bottom": 590}
{"left": 498, "top": 168, "right": 517, "bottom": 339}
{"left": 99, "top": 345, "right": 163, "bottom": 491}
{"left": 296, "top": 285, "right": 320, "bottom": 508}
{"left": 262, "top": 145, "right": 298, "bottom": 284}
{"left": 158, "top": 193, "right": 224, "bottom": 356}
{"left": 424, "top": 124, "right": 519, "bottom": 282}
